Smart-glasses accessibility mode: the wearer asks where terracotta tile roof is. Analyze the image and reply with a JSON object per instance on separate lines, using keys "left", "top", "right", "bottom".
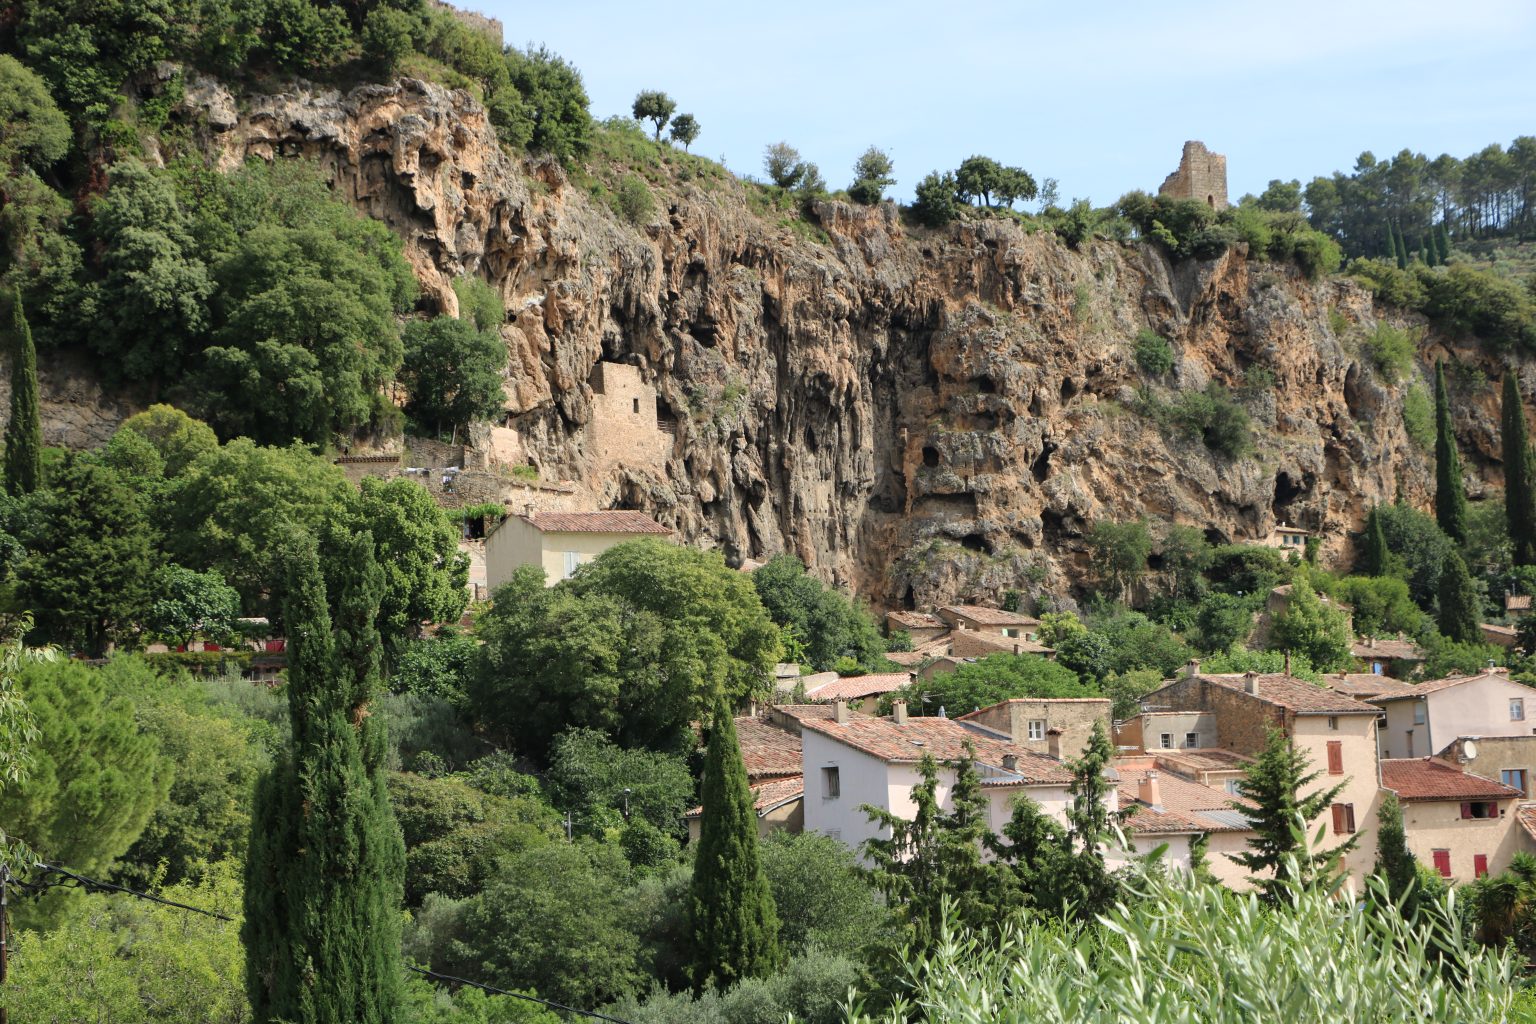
{"left": 1509, "top": 595, "right": 1533, "bottom": 612}
{"left": 519, "top": 510, "right": 671, "bottom": 535}
{"left": 1323, "top": 672, "right": 1412, "bottom": 699}
{"left": 884, "top": 650, "right": 928, "bottom": 667}
{"left": 1151, "top": 748, "right": 1254, "bottom": 775}
{"left": 797, "top": 714, "right": 1073, "bottom": 782}
{"left": 939, "top": 605, "right": 1040, "bottom": 627}
{"left": 959, "top": 697, "right": 1111, "bottom": 721}
{"left": 886, "top": 610, "right": 945, "bottom": 629}
{"left": 1482, "top": 623, "right": 1518, "bottom": 641}
{"left": 769, "top": 704, "right": 837, "bottom": 722}
{"left": 1370, "top": 670, "right": 1529, "bottom": 703}
{"left": 950, "top": 630, "right": 1055, "bottom": 657}
{"left": 734, "top": 717, "right": 802, "bottom": 779}
{"left": 687, "top": 775, "right": 804, "bottom": 819}
{"left": 1116, "top": 769, "right": 1252, "bottom": 834}
{"left": 805, "top": 672, "right": 912, "bottom": 702}
{"left": 1518, "top": 804, "right": 1536, "bottom": 843}
{"left": 1350, "top": 636, "right": 1425, "bottom": 660}
{"left": 1194, "top": 673, "right": 1382, "bottom": 715}
{"left": 1382, "top": 758, "right": 1524, "bottom": 801}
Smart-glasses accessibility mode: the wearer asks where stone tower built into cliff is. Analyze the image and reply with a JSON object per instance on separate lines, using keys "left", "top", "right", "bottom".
{"left": 1159, "top": 141, "right": 1228, "bottom": 210}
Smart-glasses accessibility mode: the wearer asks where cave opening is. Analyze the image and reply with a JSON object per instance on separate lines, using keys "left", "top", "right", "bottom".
{"left": 1272, "top": 470, "right": 1309, "bottom": 521}
{"left": 1031, "top": 440, "right": 1056, "bottom": 484}
{"left": 1060, "top": 377, "right": 1079, "bottom": 402}
{"left": 960, "top": 533, "right": 988, "bottom": 553}
{"left": 922, "top": 446, "right": 940, "bottom": 468}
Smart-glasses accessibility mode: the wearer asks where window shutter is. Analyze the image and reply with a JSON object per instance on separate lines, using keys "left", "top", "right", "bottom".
{"left": 1461, "top": 801, "right": 1473, "bottom": 820}
{"left": 1433, "top": 849, "right": 1452, "bottom": 877}
{"left": 1475, "top": 854, "right": 1490, "bottom": 878}
{"left": 1343, "top": 804, "right": 1355, "bottom": 833}
{"left": 1331, "top": 804, "right": 1344, "bottom": 834}
{"left": 1326, "top": 741, "right": 1344, "bottom": 775}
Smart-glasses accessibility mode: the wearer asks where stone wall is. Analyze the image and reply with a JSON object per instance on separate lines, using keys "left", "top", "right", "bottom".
{"left": 963, "top": 698, "right": 1111, "bottom": 759}
{"left": 587, "top": 362, "right": 670, "bottom": 473}
{"left": 0, "top": 350, "right": 144, "bottom": 450}
{"left": 1159, "top": 141, "right": 1229, "bottom": 211}
{"left": 1146, "top": 677, "right": 1287, "bottom": 755}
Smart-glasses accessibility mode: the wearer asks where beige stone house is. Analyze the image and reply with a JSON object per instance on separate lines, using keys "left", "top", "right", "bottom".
{"left": 484, "top": 509, "right": 672, "bottom": 589}
{"left": 1137, "top": 664, "right": 1388, "bottom": 881}
{"left": 1110, "top": 759, "right": 1256, "bottom": 888}
{"left": 686, "top": 714, "right": 805, "bottom": 843}
{"left": 1350, "top": 635, "right": 1425, "bottom": 676}
{"left": 1381, "top": 758, "right": 1525, "bottom": 882}
{"left": 958, "top": 697, "right": 1112, "bottom": 760}
{"left": 885, "top": 610, "right": 949, "bottom": 644}
{"left": 1371, "top": 669, "right": 1536, "bottom": 760}
{"left": 1261, "top": 523, "right": 1311, "bottom": 554}
{"left": 937, "top": 605, "right": 1041, "bottom": 639}
{"left": 1438, "top": 735, "right": 1536, "bottom": 799}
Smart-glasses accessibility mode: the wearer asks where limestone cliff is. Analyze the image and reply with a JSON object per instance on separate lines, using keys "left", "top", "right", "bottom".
{"left": 160, "top": 74, "right": 1519, "bottom": 612}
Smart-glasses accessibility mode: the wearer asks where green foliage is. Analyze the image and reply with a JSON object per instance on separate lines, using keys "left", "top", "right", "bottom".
{"left": 751, "top": 554, "right": 885, "bottom": 671}
{"left": 669, "top": 113, "right": 701, "bottom": 151}
{"left": 1139, "top": 383, "right": 1253, "bottom": 458}
{"left": 1363, "top": 323, "right": 1417, "bottom": 383}
{"left": 1267, "top": 576, "right": 1354, "bottom": 671}
{"left": 392, "top": 633, "right": 478, "bottom": 701}
{"left": 3, "top": 292, "right": 43, "bottom": 495}
{"left": 1401, "top": 382, "right": 1435, "bottom": 448}
{"left": 610, "top": 946, "right": 861, "bottom": 1024}
{"left": 847, "top": 862, "right": 1517, "bottom": 1022}
{"left": 1085, "top": 518, "right": 1152, "bottom": 599}
{"left": 1232, "top": 729, "right": 1354, "bottom": 897}
{"left": 1206, "top": 543, "right": 1291, "bottom": 597}
{"left": 902, "top": 652, "right": 1093, "bottom": 716}
{"left": 1467, "top": 851, "right": 1536, "bottom": 958}
{"left": 910, "top": 171, "right": 960, "bottom": 227}
{"left": 0, "top": 55, "right": 70, "bottom": 173}
{"left": 346, "top": 476, "right": 469, "bottom": 654}
{"left": 1117, "top": 191, "right": 1234, "bottom": 260}
{"left": 954, "top": 156, "right": 1036, "bottom": 209}
{"left": 613, "top": 172, "right": 656, "bottom": 225}
{"left": 1374, "top": 792, "right": 1420, "bottom": 914}
{"left": 1332, "top": 574, "right": 1425, "bottom": 638}
{"left": 688, "top": 702, "right": 781, "bottom": 989}
{"left": 1504, "top": 372, "right": 1536, "bottom": 565}
{"left": 1192, "top": 591, "right": 1259, "bottom": 653}
{"left": 848, "top": 146, "right": 895, "bottom": 205}
{"left": 401, "top": 314, "right": 507, "bottom": 433}
{"left": 471, "top": 542, "right": 779, "bottom": 759}
{"left": 19, "top": 453, "right": 153, "bottom": 655}
{"left": 763, "top": 142, "right": 805, "bottom": 189}
{"left": 1199, "top": 646, "right": 1324, "bottom": 683}
{"left": 546, "top": 727, "right": 694, "bottom": 840}
{"left": 1374, "top": 500, "right": 1456, "bottom": 609}
{"left": 1132, "top": 328, "right": 1174, "bottom": 375}
{"left": 1437, "top": 547, "right": 1482, "bottom": 644}
{"left": 632, "top": 90, "right": 677, "bottom": 140}
{"left": 143, "top": 564, "right": 241, "bottom": 646}
{"left": 0, "top": 657, "right": 172, "bottom": 924}
{"left": 758, "top": 831, "right": 889, "bottom": 955}
{"left": 361, "top": 5, "right": 415, "bottom": 73}
{"left": 243, "top": 531, "right": 405, "bottom": 1024}
{"left": 1434, "top": 362, "right": 1469, "bottom": 543}
{"left": 116, "top": 404, "right": 219, "bottom": 478}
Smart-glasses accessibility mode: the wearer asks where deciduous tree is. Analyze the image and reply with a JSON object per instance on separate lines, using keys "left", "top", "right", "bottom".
{"left": 632, "top": 90, "right": 676, "bottom": 140}
{"left": 668, "top": 113, "right": 700, "bottom": 151}
{"left": 399, "top": 314, "right": 506, "bottom": 436}
{"left": 848, "top": 146, "right": 895, "bottom": 205}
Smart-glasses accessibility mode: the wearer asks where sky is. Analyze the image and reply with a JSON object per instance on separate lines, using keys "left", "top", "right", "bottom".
{"left": 473, "top": 0, "right": 1536, "bottom": 205}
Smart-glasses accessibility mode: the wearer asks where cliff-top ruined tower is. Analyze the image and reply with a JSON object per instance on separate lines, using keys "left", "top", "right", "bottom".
{"left": 1159, "top": 141, "right": 1228, "bottom": 210}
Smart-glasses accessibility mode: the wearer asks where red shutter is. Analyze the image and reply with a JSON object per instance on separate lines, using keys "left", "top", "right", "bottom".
{"left": 1433, "top": 849, "right": 1452, "bottom": 877}
{"left": 1461, "top": 801, "right": 1474, "bottom": 819}
{"left": 1331, "top": 803, "right": 1345, "bottom": 834}
{"left": 1475, "top": 854, "right": 1490, "bottom": 878}
{"left": 1326, "top": 741, "right": 1344, "bottom": 775}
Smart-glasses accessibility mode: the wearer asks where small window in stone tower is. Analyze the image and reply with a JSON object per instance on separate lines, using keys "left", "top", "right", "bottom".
{"left": 1207, "top": 194, "right": 1214, "bottom": 207}
{"left": 632, "top": 398, "right": 640, "bottom": 414}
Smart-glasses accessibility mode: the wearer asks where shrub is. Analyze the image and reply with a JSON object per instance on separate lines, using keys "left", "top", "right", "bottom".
{"left": 1402, "top": 384, "right": 1434, "bottom": 448}
{"left": 1364, "top": 323, "right": 1417, "bottom": 383}
{"left": 911, "top": 171, "right": 960, "bottom": 227}
{"left": 1133, "top": 329, "right": 1174, "bottom": 374}
{"left": 613, "top": 173, "right": 655, "bottom": 225}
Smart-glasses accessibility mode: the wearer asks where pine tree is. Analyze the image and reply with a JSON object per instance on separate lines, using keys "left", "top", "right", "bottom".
{"left": 1364, "top": 505, "right": 1391, "bottom": 576}
{"left": 1437, "top": 547, "right": 1481, "bottom": 644}
{"left": 1435, "top": 361, "right": 1468, "bottom": 544}
{"left": 3, "top": 293, "right": 42, "bottom": 496}
{"left": 1503, "top": 372, "right": 1536, "bottom": 565}
{"left": 1374, "top": 792, "right": 1419, "bottom": 912}
{"left": 1231, "top": 728, "right": 1354, "bottom": 898}
{"left": 687, "top": 700, "right": 781, "bottom": 990}
{"left": 243, "top": 530, "right": 405, "bottom": 1024}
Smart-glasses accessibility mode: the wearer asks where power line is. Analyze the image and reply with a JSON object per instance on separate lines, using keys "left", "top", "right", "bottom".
{"left": 17, "top": 863, "right": 636, "bottom": 1024}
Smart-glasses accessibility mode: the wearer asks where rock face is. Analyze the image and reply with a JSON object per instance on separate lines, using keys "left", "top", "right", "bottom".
{"left": 174, "top": 75, "right": 1520, "bottom": 612}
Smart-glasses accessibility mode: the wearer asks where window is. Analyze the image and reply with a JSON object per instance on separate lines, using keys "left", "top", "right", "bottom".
{"left": 1159, "top": 733, "right": 1173, "bottom": 749}
{"left": 1513, "top": 699, "right": 1526, "bottom": 722}
{"left": 1326, "top": 740, "right": 1344, "bottom": 776}
{"left": 1413, "top": 702, "right": 1426, "bottom": 725}
{"left": 1003, "top": 627, "right": 1019, "bottom": 638}
{"left": 1461, "top": 800, "right": 1499, "bottom": 819}
{"left": 1475, "top": 854, "right": 1490, "bottom": 879}
{"left": 1432, "top": 849, "right": 1452, "bottom": 878}
{"left": 1327, "top": 716, "right": 1339, "bottom": 731}
{"left": 1225, "top": 778, "right": 1243, "bottom": 796}
{"left": 1027, "top": 719, "right": 1046, "bottom": 741}
{"left": 562, "top": 551, "right": 581, "bottom": 579}
{"left": 1502, "top": 769, "right": 1529, "bottom": 796}
{"left": 821, "top": 766, "right": 840, "bottom": 800}
{"left": 632, "top": 398, "right": 640, "bottom": 414}
{"left": 1184, "top": 732, "right": 1199, "bottom": 748}
{"left": 1330, "top": 803, "right": 1356, "bottom": 834}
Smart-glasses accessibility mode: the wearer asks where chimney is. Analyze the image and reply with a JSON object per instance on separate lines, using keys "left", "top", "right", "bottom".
{"left": 1046, "top": 727, "right": 1063, "bottom": 760}
{"left": 834, "top": 699, "right": 850, "bottom": 724}
{"left": 523, "top": 502, "right": 534, "bottom": 518}
{"left": 1002, "top": 753, "right": 1019, "bottom": 772}
{"left": 1185, "top": 658, "right": 1201, "bottom": 678}
{"left": 1367, "top": 635, "right": 1376, "bottom": 649}
{"left": 892, "top": 698, "right": 908, "bottom": 725}
{"left": 1138, "top": 770, "right": 1164, "bottom": 812}
{"left": 1243, "top": 671, "right": 1259, "bottom": 696}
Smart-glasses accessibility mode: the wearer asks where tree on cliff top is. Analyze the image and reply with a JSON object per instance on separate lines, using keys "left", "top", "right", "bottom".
{"left": 669, "top": 113, "right": 700, "bottom": 152}
{"left": 632, "top": 90, "right": 676, "bottom": 140}
{"left": 848, "top": 146, "right": 895, "bottom": 205}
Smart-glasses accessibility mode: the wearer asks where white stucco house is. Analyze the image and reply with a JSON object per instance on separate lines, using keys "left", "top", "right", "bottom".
{"left": 1371, "top": 668, "right": 1536, "bottom": 760}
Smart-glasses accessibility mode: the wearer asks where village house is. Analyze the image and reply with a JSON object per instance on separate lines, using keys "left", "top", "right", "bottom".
{"left": 1350, "top": 634, "right": 1426, "bottom": 676}
{"left": 937, "top": 605, "right": 1042, "bottom": 640}
{"left": 804, "top": 671, "right": 913, "bottom": 708}
{"left": 1381, "top": 757, "right": 1525, "bottom": 882}
{"left": 1145, "top": 747, "right": 1254, "bottom": 796}
{"left": 884, "top": 610, "right": 949, "bottom": 644}
{"left": 1371, "top": 668, "right": 1536, "bottom": 760}
{"left": 1109, "top": 758, "right": 1255, "bottom": 887}
{"left": 1481, "top": 622, "right": 1519, "bottom": 649}
{"left": 1137, "top": 662, "right": 1388, "bottom": 880}
{"left": 797, "top": 700, "right": 1080, "bottom": 854}
{"left": 1321, "top": 671, "right": 1413, "bottom": 702}
{"left": 686, "top": 713, "right": 806, "bottom": 843}
{"left": 1507, "top": 594, "right": 1533, "bottom": 617}
{"left": 1438, "top": 735, "right": 1536, "bottom": 799}
{"left": 958, "top": 697, "right": 1113, "bottom": 760}
{"left": 1115, "top": 710, "right": 1220, "bottom": 753}
{"left": 484, "top": 508, "right": 672, "bottom": 588}
{"left": 1261, "top": 523, "right": 1312, "bottom": 554}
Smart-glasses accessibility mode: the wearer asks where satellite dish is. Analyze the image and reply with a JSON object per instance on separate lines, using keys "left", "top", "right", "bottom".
{"left": 1463, "top": 740, "right": 1479, "bottom": 760}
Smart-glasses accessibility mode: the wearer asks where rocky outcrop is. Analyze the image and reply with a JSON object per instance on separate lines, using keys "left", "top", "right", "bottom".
{"left": 174, "top": 74, "right": 1518, "bottom": 612}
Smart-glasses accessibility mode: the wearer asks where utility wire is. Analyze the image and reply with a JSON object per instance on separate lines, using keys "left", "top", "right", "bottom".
{"left": 19, "top": 863, "right": 636, "bottom": 1024}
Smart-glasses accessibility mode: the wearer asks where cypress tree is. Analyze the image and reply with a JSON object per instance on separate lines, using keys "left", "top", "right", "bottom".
{"left": 1374, "top": 792, "right": 1419, "bottom": 912}
{"left": 1436, "top": 222, "right": 1451, "bottom": 263}
{"left": 1503, "top": 372, "right": 1536, "bottom": 565}
{"left": 3, "top": 292, "right": 42, "bottom": 496}
{"left": 243, "top": 530, "right": 405, "bottom": 1024}
{"left": 1434, "top": 361, "right": 1468, "bottom": 544}
{"left": 687, "top": 700, "right": 781, "bottom": 990}
{"left": 1437, "top": 547, "right": 1481, "bottom": 644}
{"left": 1364, "top": 504, "right": 1391, "bottom": 577}
{"left": 1393, "top": 223, "right": 1408, "bottom": 270}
